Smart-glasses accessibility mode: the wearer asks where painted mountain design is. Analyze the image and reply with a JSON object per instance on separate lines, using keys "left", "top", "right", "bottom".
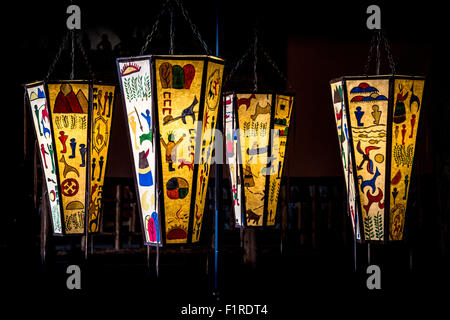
{"left": 53, "top": 83, "right": 87, "bottom": 113}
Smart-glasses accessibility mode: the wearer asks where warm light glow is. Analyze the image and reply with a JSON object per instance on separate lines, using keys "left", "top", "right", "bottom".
{"left": 224, "top": 92, "right": 294, "bottom": 228}
{"left": 117, "top": 55, "right": 224, "bottom": 245}
{"left": 330, "top": 75, "right": 424, "bottom": 242}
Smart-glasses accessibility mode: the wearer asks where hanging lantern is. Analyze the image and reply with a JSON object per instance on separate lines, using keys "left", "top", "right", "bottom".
{"left": 117, "top": 55, "right": 224, "bottom": 245}
{"left": 330, "top": 75, "right": 425, "bottom": 242}
{"left": 224, "top": 92, "right": 294, "bottom": 227}
{"left": 25, "top": 80, "right": 116, "bottom": 235}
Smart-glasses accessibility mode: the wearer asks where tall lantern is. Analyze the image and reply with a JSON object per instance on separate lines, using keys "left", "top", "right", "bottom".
{"left": 117, "top": 55, "right": 224, "bottom": 245}
{"left": 330, "top": 75, "right": 425, "bottom": 242}
{"left": 25, "top": 80, "right": 116, "bottom": 235}
{"left": 224, "top": 92, "right": 294, "bottom": 227}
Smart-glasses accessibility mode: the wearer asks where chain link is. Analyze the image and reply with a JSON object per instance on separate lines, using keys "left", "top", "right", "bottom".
{"left": 364, "top": 29, "right": 396, "bottom": 75}
{"left": 382, "top": 29, "right": 396, "bottom": 74}
{"left": 253, "top": 29, "right": 258, "bottom": 92}
{"left": 76, "top": 31, "right": 95, "bottom": 81}
{"left": 261, "top": 47, "right": 294, "bottom": 91}
{"left": 140, "top": 0, "right": 170, "bottom": 55}
{"left": 70, "top": 30, "right": 76, "bottom": 80}
{"left": 45, "top": 31, "right": 70, "bottom": 83}
{"left": 223, "top": 44, "right": 253, "bottom": 88}
{"left": 169, "top": 5, "right": 175, "bottom": 54}
{"left": 174, "top": 0, "right": 211, "bottom": 55}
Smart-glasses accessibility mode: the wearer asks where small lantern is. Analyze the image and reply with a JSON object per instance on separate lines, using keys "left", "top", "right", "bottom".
{"left": 224, "top": 92, "right": 294, "bottom": 227}
{"left": 330, "top": 75, "right": 425, "bottom": 241}
{"left": 117, "top": 55, "right": 224, "bottom": 245}
{"left": 25, "top": 80, "right": 116, "bottom": 235}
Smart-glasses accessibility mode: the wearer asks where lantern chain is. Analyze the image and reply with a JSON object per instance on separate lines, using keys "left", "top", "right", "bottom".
{"left": 261, "top": 47, "right": 294, "bottom": 91}
{"left": 174, "top": 0, "right": 212, "bottom": 55}
{"left": 253, "top": 29, "right": 258, "bottom": 92}
{"left": 364, "top": 29, "right": 396, "bottom": 75}
{"left": 76, "top": 31, "right": 95, "bottom": 81}
{"left": 364, "top": 31, "right": 377, "bottom": 75}
{"left": 70, "top": 30, "right": 75, "bottom": 80}
{"left": 382, "top": 29, "right": 396, "bottom": 74}
{"left": 223, "top": 44, "right": 253, "bottom": 88}
{"left": 140, "top": 0, "right": 170, "bottom": 55}
{"left": 169, "top": 4, "right": 175, "bottom": 55}
{"left": 44, "top": 31, "right": 70, "bottom": 83}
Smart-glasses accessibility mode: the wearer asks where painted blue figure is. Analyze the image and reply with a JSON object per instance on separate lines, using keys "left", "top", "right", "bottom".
{"left": 354, "top": 106, "right": 365, "bottom": 126}
{"left": 69, "top": 138, "right": 77, "bottom": 159}
{"left": 79, "top": 144, "right": 87, "bottom": 167}
{"left": 41, "top": 117, "right": 51, "bottom": 138}
{"left": 152, "top": 211, "right": 160, "bottom": 242}
{"left": 141, "top": 109, "right": 151, "bottom": 130}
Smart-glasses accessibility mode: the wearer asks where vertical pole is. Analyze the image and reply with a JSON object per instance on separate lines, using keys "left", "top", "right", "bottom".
{"left": 213, "top": 0, "right": 221, "bottom": 299}
{"left": 40, "top": 183, "right": 48, "bottom": 266}
{"left": 115, "top": 184, "right": 121, "bottom": 251}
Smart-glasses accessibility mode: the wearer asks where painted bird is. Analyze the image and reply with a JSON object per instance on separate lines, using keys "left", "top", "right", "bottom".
{"left": 356, "top": 141, "right": 380, "bottom": 174}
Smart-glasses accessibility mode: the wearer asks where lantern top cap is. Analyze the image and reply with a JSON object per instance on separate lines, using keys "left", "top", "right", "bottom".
{"left": 223, "top": 90, "right": 295, "bottom": 97}
{"left": 24, "top": 79, "right": 116, "bottom": 88}
{"left": 117, "top": 54, "right": 224, "bottom": 64}
{"left": 330, "top": 74, "right": 425, "bottom": 84}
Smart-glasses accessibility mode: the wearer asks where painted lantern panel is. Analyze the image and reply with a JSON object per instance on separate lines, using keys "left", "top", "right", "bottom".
{"left": 330, "top": 80, "right": 361, "bottom": 240}
{"left": 224, "top": 94, "right": 243, "bottom": 227}
{"left": 229, "top": 93, "right": 294, "bottom": 227}
{"left": 389, "top": 78, "right": 424, "bottom": 240}
{"left": 266, "top": 94, "right": 294, "bottom": 226}
{"left": 88, "top": 84, "right": 115, "bottom": 233}
{"left": 117, "top": 57, "right": 159, "bottom": 245}
{"left": 346, "top": 79, "right": 389, "bottom": 241}
{"left": 48, "top": 82, "right": 90, "bottom": 234}
{"left": 26, "top": 82, "right": 63, "bottom": 235}
{"left": 155, "top": 56, "right": 224, "bottom": 244}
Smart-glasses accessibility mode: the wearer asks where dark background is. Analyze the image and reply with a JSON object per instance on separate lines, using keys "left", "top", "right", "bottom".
{"left": 3, "top": 0, "right": 449, "bottom": 316}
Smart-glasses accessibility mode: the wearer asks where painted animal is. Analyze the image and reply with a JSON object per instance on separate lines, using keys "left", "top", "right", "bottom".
{"left": 178, "top": 153, "right": 195, "bottom": 171}
{"left": 409, "top": 84, "right": 421, "bottom": 112}
{"left": 250, "top": 102, "right": 271, "bottom": 121}
{"left": 363, "top": 187, "right": 385, "bottom": 213}
{"left": 163, "top": 96, "right": 198, "bottom": 125}
{"left": 96, "top": 123, "right": 104, "bottom": 146}
{"left": 60, "top": 155, "right": 80, "bottom": 178}
{"left": 237, "top": 94, "right": 256, "bottom": 111}
{"left": 246, "top": 209, "right": 261, "bottom": 225}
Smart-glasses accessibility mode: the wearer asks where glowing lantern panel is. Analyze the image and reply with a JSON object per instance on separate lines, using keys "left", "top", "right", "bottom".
{"left": 117, "top": 55, "right": 224, "bottom": 245}
{"left": 224, "top": 92, "right": 294, "bottom": 227}
{"left": 330, "top": 76, "right": 424, "bottom": 241}
{"left": 26, "top": 82, "right": 63, "bottom": 235}
{"left": 26, "top": 80, "right": 115, "bottom": 235}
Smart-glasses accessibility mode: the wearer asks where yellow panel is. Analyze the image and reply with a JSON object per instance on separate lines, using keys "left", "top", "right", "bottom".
{"left": 346, "top": 79, "right": 389, "bottom": 241}
{"left": 266, "top": 94, "right": 294, "bottom": 226}
{"left": 330, "top": 81, "right": 361, "bottom": 240}
{"left": 191, "top": 61, "right": 224, "bottom": 242}
{"left": 49, "top": 82, "right": 89, "bottom": 234}
{"left": 88, "top": 84, "right": 115, "bottom": 233}
{"left": 156, "top": 58, "right": 205, "bottom": 244}
{"left": 389, "top": 79, "right": 424, "bottom": 240}
{"left": 237, "top": 93, "right": 272, "bottom": 226}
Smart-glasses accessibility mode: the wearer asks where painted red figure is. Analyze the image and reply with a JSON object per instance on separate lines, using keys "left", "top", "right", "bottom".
{"left": 59, "top": 131, "right": 68, "bottom": 153}
{"left": 40, "top": 144, "right": 48, "bottom": 168}
{"left": 409, "top": 114, "right": 416, "bottom": 138}
{"left": 401, "top": 124, "right": 407, "bottom": 145}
